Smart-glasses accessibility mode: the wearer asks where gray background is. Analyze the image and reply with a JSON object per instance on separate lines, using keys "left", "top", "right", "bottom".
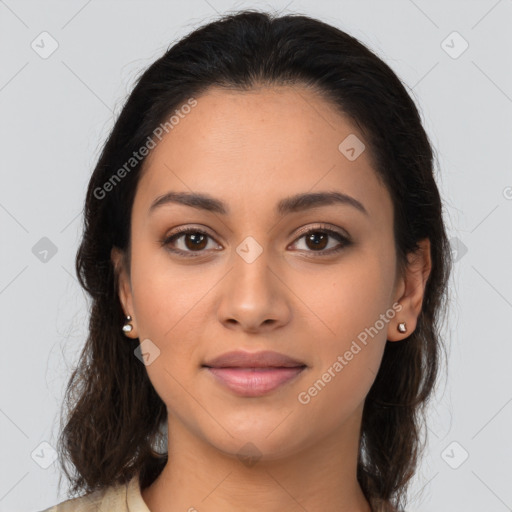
{"left": 1, "top": 0, "right": 511, "bottom": 511}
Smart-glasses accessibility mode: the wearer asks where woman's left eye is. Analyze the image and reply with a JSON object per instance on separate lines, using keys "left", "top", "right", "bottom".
{"left": 161, "top": 225, "right": 351, "bottom": 257}
{"left": 290, "top": 228, "right": 351, "bottom": 255}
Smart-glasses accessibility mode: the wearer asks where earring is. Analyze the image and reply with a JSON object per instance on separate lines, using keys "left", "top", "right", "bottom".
{"left": 122, "top": 315, "right": 133, "bottom": 334}
{"left": 397, "top": 322, "right": 407, "bottom": 333}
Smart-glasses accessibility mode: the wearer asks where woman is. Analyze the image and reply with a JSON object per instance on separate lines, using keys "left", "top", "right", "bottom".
{"left": 39, "top": 9, "right": 452, "bottom": 512}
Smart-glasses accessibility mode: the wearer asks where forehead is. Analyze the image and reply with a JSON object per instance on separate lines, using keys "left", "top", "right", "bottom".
{"left": 135, "top": 85, "right": 392, "bottom": 223}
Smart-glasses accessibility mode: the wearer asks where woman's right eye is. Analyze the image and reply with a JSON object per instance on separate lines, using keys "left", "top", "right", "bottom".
{"left": 162, "top": 228, "right": 221, "bottom": 257}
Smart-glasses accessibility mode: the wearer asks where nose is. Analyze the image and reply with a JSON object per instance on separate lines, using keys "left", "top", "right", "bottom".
{"left": 216, "top": 247, "right": 292, "bottom": 333}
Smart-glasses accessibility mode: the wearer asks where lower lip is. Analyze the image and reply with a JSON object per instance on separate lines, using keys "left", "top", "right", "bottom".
{"left": 205, "top": 366, "right": 306, "bottom": 397}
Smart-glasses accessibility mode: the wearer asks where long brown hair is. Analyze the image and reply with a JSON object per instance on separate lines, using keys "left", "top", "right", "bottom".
{"left": 57, "top": 10, "right": 452, "bottom": 511}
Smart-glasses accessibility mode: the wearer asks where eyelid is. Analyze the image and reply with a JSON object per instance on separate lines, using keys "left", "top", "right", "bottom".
{"left": 290, "top": 222, "right": 350, "bottom": 241}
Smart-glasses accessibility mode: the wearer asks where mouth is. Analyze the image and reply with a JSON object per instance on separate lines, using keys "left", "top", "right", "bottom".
{"left": 202, "top": 364, "right": 307, "bottom": 397}
{"left": 201, "top": 350, "right": 307, "bottom": 397}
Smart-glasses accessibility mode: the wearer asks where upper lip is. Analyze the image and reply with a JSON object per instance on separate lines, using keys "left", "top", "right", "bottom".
{"left": 202, "top": 350, "right": 306, "bottom": 368}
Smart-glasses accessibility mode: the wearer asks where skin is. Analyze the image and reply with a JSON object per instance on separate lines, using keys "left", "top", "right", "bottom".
{"left": 112, "top": 84, "right": 431, "bottom": 512}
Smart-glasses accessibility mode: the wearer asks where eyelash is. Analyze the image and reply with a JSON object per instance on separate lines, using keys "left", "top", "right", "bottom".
{"left": 161, "top": 224, "right": 352, "bottom": 259}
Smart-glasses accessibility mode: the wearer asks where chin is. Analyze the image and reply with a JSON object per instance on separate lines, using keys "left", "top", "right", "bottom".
{"left": 201, "top": 421, "right": 311, "bottom": 464}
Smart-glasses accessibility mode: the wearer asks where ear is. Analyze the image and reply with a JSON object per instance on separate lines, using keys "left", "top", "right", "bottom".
{"left": 111, "top": 246, "right": 138, "bottom": 339}
{"left": 387, "top": 238, "right": 432, "bottom": 342}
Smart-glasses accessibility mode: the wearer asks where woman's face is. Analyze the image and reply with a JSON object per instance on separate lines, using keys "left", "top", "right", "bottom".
{"left": 113, "top": 85, "right": 415, "bottom": 460}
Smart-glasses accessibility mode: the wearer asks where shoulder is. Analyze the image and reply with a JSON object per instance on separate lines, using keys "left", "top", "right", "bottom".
{"left": 37, "top": 475, "right": 144, "bottom": 512}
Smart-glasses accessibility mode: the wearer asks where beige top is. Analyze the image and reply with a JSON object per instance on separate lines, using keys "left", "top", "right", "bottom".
{"left": 38, "top": 474, "right": 150, "bottom": 512}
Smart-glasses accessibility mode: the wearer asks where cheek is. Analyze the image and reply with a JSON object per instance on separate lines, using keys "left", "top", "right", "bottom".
{"left": 293, "top": 253, "right": 394, "bottom": 347}
{"left": 294, "top": 268, "right": 391, "bottom": 418}
{"left": 129, "top": 259, "right": 206, "bottom": 415}
{"left": 132, "top": 273, "right": 207, "bottom": 360}
{"left": 292, "top": 253, "right": 394, "bottom": 410}
{"left": 128, "top": 249, "right": 214, "bottom": 400}
{"left": 129, "top": 239, "right": 207, "bottom": 337}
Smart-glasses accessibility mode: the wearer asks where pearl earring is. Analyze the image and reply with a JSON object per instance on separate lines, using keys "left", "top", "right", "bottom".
{"left": 122, "top": 315, "right": 133, "bottom": 334}
{"left": 397, "top": 322, "right": 407, "bottom": 333}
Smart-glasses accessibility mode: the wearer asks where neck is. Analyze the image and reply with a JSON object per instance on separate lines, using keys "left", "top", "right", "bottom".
{"left": 141, "top": 409, "right": 371, "bottom": 512}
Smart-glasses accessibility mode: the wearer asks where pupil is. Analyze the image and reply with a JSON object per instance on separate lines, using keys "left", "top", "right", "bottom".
{"left": 186, "top": 233, "right": 207, "bottom": 250}
{"left": 307, "top": 232, "right": 327, "bottom": 250}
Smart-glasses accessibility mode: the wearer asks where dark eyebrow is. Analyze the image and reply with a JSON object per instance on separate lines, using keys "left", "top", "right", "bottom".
{"left": 277, "top": 191, "right": 368, "bottom": 216}
{"left": 148, "top": 191, "right": 368, "bottom": 216}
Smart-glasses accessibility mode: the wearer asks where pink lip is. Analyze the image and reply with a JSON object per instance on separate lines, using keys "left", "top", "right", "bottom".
{"left": 202, "top": 349, "right": 305, "bottom": 369}
{"left": 205, "top": 366, "right": 306, "bottom": 397}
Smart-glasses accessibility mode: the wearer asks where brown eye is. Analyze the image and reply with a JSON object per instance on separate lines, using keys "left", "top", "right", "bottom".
{"left": 182, "top": 232, "right": 208, "bottom": 251}
{"left": 304, "top": 231, "right": 329, "bottom": 251}
{"left": 291, "top": 227, "right": 351, "bottom": 256}
{"left": 162, "top": 228, "right": 220, "bottom": 256}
